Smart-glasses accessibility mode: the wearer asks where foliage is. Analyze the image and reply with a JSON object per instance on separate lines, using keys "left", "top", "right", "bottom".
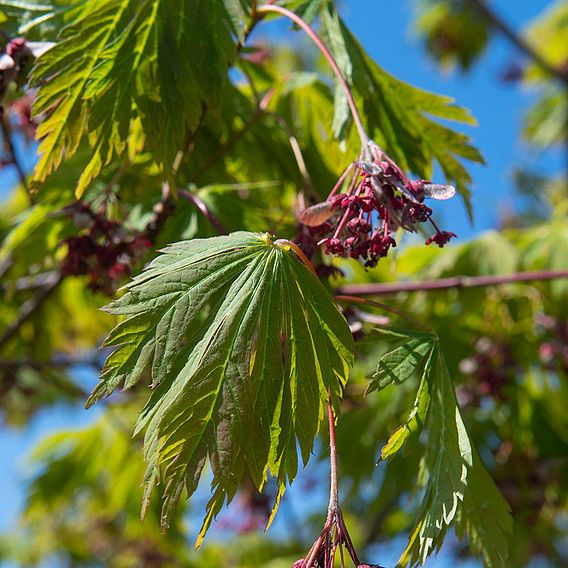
{"left": 0, "top": 1, "right": 567, "bottom": 567}
{"left": 88, "top": 231, "right": 354, "bottom": 542}
{"left": 413, "top": 0, "right": 490, "bottom": 71}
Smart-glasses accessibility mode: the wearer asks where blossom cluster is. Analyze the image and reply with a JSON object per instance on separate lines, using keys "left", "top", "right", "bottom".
{"left": 61, "top": 202, "right": 151, "bottom": 295}
{"left": 299, "top": 145, "right": 457, "bottom": 268}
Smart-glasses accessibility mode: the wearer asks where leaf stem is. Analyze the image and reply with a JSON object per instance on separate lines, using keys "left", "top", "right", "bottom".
{"left": 274, "top": 239, "right": 317, "bottom": 275}
{"left": 257, "top": 4, "right": 370, "bottom": 148}
{"left": 327, "top": 392, "right": 339, "bottom": 514}
{"left": 0, "top": 272, "right": 63, "bottom": 352}
{"left": 178, "top": 189, "right": 227, "bottom": 234}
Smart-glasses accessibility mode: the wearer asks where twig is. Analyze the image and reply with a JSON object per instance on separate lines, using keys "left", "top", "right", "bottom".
{"left": 327, "top": 393, "right": 339, "bottom": 515}
{"left": 178, "top": 189, "right": 227, "bottom": 234}
{"left": 267, "top": 110, "right": 316, "bottom": 197}
{"left": 0, "top": 270, "right": 59, "bottom": 293}
{"left": 336, "top": 294, "right": 431, "bottom": 332}
{"left": 0, "top": 272, "right": 63, "bottom": 352}
{"left": 467, "top": 0, "right": 568, "bottom": 85}
{"left": 336, "top": 270, "right": 568, "bottom": 296}
{"left": 0, "top": 105, "right": 29, "bottom": 194}
{"left": 297, "top": 393, "right": 370, "bottom": 567}
{"left": 0, "top": 351, "right": 102, "bottom": 371}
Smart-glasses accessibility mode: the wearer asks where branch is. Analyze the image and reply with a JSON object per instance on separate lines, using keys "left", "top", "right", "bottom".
{"left": 0, "top": 270, "right": 59, "bottom": 293}
{"left": 0, "top": 271, "right": 63, "bottom": 352}
{"left": 1, "top": 351, "right": 102, "bottom": 371}
{"left": 178, "top": 189, "right": 227, "bottom": 235}
{"left": 467, "top": 0, "right": 568, "bottom": 85}
{"left": 336, "top": 270, "right": 568, "bottom": 296}
{"left": 0, "top": 105, "right": 29, "bottom": 195}
{"left": 336, "top": 294, "right": 431, "bottom": 332}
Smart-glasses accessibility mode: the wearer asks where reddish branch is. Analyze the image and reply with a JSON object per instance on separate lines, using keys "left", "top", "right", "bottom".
{"left": 297, "top": 394, "right": 365, "bottom": 568}
{"left": 336, "top": 295, "right": 430, "bottom": 332}
{"left": 178, "top": 190, "right": 227, "bottom": 235}
{"left": 336, "top": 270, "right": 568, "bottom": 296}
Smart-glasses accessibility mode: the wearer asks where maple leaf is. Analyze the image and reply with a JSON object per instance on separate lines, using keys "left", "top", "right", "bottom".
{"left": 87, "top": 232, "right": 354, "bottom": 545}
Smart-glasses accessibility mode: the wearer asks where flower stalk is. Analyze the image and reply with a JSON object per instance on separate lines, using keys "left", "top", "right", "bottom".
{"left": 258, "top": 3, "right": 459, "bottom": 268}
{"left": 257, "top": 3, "right": 371, "bottom": 150}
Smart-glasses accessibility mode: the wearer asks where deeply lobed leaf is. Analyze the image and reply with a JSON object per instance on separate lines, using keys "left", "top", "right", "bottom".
{"left": 30, "top": 0, "right": 242, "bottom": 196}
{"left": 395, "top": 349, "right": 512, "bottom": 567}
{"left": 88, "top": 232, "right": 354, "bottom": 543}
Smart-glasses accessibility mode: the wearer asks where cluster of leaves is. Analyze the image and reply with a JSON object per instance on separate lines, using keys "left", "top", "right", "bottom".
{"left": 413, "top": 0, "right": 491, "bottom": 71}
{"left": 0, "top": 1, "right": 567, "bottom": 567}
{"left": 522, "top": 1, "right": 568, "bottom": 148}
{"left": 367, "top": 328, "right": 511, "bottom": 567}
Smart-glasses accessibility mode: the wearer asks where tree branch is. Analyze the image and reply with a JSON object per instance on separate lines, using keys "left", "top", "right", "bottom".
{"left": 178, "top": 189, "right": 227, "bottom": 234}
{"left": 336, "top": 294, "right": 431, "bottom": 331}
{"left": 336, "top": 270, "right": 568, "bottom": 296}
{"left": 0, "top": 272, "right": 63, "bottom": 352}
{"left": 0, "top": 105, "right": 29, "bottom": 194}
{"left": 1, "top": 351, "right": 102, "bottom": 371}
{"left": 467, "top": 0, "right": 568, "bottom": 85}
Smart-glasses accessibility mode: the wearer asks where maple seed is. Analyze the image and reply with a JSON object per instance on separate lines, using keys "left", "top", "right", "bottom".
{"left": 299, "top": 202, "right": 335, "bottom": 226}
{"left": 422, "top": 183, "right": 456, "bottom": 200}
{"left": 425, "top": 230, "right": 457, "bottom": 247}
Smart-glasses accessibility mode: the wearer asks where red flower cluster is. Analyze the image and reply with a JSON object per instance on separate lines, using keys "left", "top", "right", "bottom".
{"left": 61, "top": 202, "right": 152, "bottom": 295}
{"left": 299, "top": 147, "right": 457, "bottom": 268}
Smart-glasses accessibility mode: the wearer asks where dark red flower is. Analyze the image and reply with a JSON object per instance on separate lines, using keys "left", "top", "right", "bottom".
{"left": 425, "top": 230, "right": 457, "bottom": 247}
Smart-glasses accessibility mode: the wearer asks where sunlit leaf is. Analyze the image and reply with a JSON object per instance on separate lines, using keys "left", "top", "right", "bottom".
{"left": 87, "top": 232, "right": 354, "bottom": 543}
{"left": 319, "top": 7, "right": 483, "bottom": 219}
{"left": 398, "top": 350, "right": 511, "bottom": 567}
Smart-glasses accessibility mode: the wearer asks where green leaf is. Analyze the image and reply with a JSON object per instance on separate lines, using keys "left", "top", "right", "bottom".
{"left": 0, "top": 203, "right": 75, "bottom": 278}
{"left": 455, "top": 449, "right": 513, "bottom": 568}
{"left": 398, "top": 350, "right": 511, "bottom": 567}
{"left": 30, "top": 0, "right": 131, "bottom": 190}
{"left": 366, "top": 328, "right": 437, "bottom": 394}
{"left": 320, "top": 3, "right": 352, "bottom": 140}
{"left": 30, "top": 0, "right": 239, "bottom": 196}
{"left": 223, "top": 0, "right": 253, "bottom": 44}
{"left": 413, "top": 0, "right": 490, "bottom": 71}
{"left": 380, "top": 344, "right": 436, "bottom": 462}
{"left": 88, "top": 232, "right": 354, "bottom": 544}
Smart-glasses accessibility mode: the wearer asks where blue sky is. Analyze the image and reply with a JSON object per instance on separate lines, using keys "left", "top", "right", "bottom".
{"left": 0, "top": 1, "right": 562, "bottom": 566}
